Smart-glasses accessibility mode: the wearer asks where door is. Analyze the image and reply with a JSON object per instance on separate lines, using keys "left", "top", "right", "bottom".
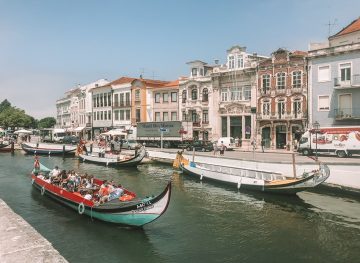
{"left": 262, "top": 127, "right": 271, "bottom": 148}
{"left": 339, "top": 94, "right": 352, "bottom": 117}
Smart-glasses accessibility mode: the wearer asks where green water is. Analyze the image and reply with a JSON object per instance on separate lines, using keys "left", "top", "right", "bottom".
{"left": 0, "top": 152, "right": 360, "bottom": 263}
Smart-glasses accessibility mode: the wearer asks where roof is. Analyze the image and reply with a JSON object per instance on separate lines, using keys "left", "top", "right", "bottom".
{"left": 109, "top": 77, "right": 136, "bottom": 86}
{"left": 330, "top": 17, "right": 360, "bottom": 38}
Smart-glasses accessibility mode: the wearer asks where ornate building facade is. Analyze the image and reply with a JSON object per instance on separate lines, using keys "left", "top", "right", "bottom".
{"left": 257, "top": 49, "right": 307, "bottom": 149}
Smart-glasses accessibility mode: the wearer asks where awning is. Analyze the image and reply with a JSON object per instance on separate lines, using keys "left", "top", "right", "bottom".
{"left": 101, "top": 129, "right": 127, "bottom": 136}
{"left": 74, "top": 126, "right": 85, "bottom": 132}
{"left": 14, "top": 129, "right": 32, "bottom": 134}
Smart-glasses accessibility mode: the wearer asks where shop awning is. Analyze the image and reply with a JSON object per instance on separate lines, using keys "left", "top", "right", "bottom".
{"left": 74, "top": 126, "right": 85, "bottom": 132}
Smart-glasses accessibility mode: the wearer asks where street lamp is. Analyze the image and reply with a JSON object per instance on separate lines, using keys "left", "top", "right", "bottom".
{"left": 313, "top": 121, "right": 320, "bottom": 161}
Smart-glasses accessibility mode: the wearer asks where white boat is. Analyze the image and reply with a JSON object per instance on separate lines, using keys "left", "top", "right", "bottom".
{"left": 173, "top": 152, "right": 330, "bottom": 195}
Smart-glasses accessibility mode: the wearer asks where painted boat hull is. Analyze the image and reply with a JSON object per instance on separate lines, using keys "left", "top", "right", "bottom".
{"left": 79, "top": 147, "right": 146, "bottom": 167}
{"left": 181, "top": 162, "right": 330, "bottom": 195}
{"left": 22, "top": 143, "right": 76, "bottom": 155}
{"left": 31, "top": 174, "right": 171, "bottom": 227}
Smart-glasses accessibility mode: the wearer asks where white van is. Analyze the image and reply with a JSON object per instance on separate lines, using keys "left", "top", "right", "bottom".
{"left": 217, "top": 137, "right": 236, "bottom": 151}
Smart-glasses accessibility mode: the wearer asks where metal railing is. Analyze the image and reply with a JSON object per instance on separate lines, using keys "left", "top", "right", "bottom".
{"left": 334, "top": 108, "right": 360, "bottom": 119}
{"left": 334, "top": 75, "right": 360, "bottom": 87}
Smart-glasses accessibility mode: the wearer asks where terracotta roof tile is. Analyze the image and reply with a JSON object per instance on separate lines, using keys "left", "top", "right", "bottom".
{"left": 331, "top": 17, "right": 360, "bottom": 38}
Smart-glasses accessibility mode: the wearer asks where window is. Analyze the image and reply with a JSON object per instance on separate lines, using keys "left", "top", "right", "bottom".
{"left": 221, "top": 88, "right": 228, "bottom": 101}
{"left": 114, "top": 94, "right": 119, "bottom": 107}
{"left": 120, "top": 93, "right": 124, "bottom": 106}
{"left": 192, "top": 68, "right": 198, "bottom": 77}
{"left": 97, "top": 111, "right": 100, "bottom": 120}
{"left": 292, "top": 71, "right": 302, "bottom": 88}
{"left": 293, "top": 99, "right": 301, "bottom": 117}
{"left": 171, "top": 92, "right": 177, "bottom": 102}
{"left": 108, "top": 110, "right": 111, "bottom": 120}
{"left": 108, "top": 93, "right": 111, "bottom": 106}
{"left": 237, "top": 55, "right": 244, "bottom": 68}
{"left": 120, "top": 110, "right": 124, "bottom": 120}
{"left": 155, "top": 93, "right": 161, "bottom": 103}
{"left": 136, "top": 109, "right": 141, "bottom": 122}
{"left": 263, "top": 101, "right": 270, "bottom": 115}
{"left": 262, "top": 74, "right": 270, "bottom": 91}
{"left": 276, "top": 72, "right": 286, "bottom": 89}
{"left": 182, "top": 111, "right": 187, "bottom": 121}
{"left": 155, "top": 112, "right": 161, "bottom": 121}
{"left": 202, "top": 88, "right": 208, "bottom": 102}
{"left": 125, "top": 93, "right": 130, "bottom": 106}
{"left": 244, "top": 86, "right": 251, "bottom": 100}
{"left": 230, "top": 87, "right": 241, "bottom": 101}
{"left": 100, "top": 111, "right": 103, "bottom": 120}
{"left": 277, "top": 100, "right": 285, "bottom": 118}
{"left": 318, "top": 95, "right": 330, "bottom": 111}
{"left": 199, "top": 68, "right": 204, "bottom": 76}
{"left": 104, "top": 94, "right": 107, "bottom": 107}
{"left": 171, "top": 112, "right": 177, "bottom": 121}
{"left": 135, "top": 90, "right": 140, "bottom": 101}
{"left": 93, "top": 112, "right": 96, "bottom": 121}
{"left": 340, "top": 63, "right": 351, "bottom": 82}
{"left": 93, "top": 97, "right": 96, "bottom": 108}
{"left": 125, "top": 110, "right": 130, "bottom": 120}
{"left": 100, "top": 95, "right": 103, "bottom": 107}
{"left": 182, "top": 90, "right": 187, "bottom": 103}
{"left": 163, "top": 112, "right": 169, "bottom": 121}
{"left": 191, "top": 88, "right": 197, "bottom": 100}
{"left": 202, "top": 110, "right": 209, "bottom": 123}
{"left": 115, "top": 110, "right": 119, "bottom": 120}
{"left": 228, "top": 55, "right": 235, "bottom": 69}
{"left": 163, "top": 93, "right": 169, "bottom": 103}
{"left": 318, "top": 65, "right": 330, "bottom": 82}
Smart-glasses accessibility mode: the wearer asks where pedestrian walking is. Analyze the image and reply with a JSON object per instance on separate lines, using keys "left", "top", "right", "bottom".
{"left": 219, "top": 141, "right": 225, "bottom": 156}
{"left": 213, "top": 142, "right": 219, "bottom": 156}
{"left": 261, "top": 138, "right": 265, "bottom": 153}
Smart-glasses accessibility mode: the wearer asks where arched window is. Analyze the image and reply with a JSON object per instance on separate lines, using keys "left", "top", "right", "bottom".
{"left": 191, "top": 88, "right": 197, "bottom": 100}
{"left": 182, "top": 90, "right": 187, "bottom": 103}
{"left": 202, "top": 88, "right": 208, "bottom": 102}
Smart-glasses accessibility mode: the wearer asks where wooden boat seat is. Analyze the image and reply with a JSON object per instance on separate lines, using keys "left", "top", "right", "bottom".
{"left": 265, "top": 179, "right": 298, "bottom": 185}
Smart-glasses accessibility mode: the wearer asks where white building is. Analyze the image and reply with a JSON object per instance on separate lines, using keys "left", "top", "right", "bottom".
{"left": 91, "top": 83, "right": 113, "bottom": 137}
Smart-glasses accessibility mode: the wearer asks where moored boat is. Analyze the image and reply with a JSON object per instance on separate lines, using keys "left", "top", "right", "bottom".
{"left": 22, "top": 142, "right": 76, "bottom": 155}
{"left": 79, "top": 146, "right": 146, "bottom": 167}
{"left": 173, "top": 152, "right": 330, "bottom": 195}
{"left": 31, "top": 163, "right": 171, "bottom": 227}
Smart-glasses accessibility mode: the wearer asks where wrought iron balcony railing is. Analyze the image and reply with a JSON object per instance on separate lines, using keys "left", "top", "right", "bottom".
{"left": 334, "top": 108, "right": 360, "bottom": 119}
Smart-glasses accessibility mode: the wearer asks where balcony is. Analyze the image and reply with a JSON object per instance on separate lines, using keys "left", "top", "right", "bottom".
{"left": 275, "top": 88, "right": 286, "bottom": 95}
{"left": 257, "top": 111, "right": 305, "bottom": 120}
{"left": 291, "top": 85, "right": 304, "bottom": 93}
{"left": 334, "top": 75, "right": 360, "bottom": 88}
{"left": 334, "top": 108, "right": 360, "bottom": 120}
{"left": 259, "top": 88, "right": 271, "bottom": 96}
{"left": 193, "top": 122, "right": 201, "bottom": 127}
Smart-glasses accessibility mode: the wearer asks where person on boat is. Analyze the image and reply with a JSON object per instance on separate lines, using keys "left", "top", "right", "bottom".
{"left": 66, "top": 171, "right": 76, "bottom": 192}
{"left": 84, "top": 191, "right": 93, "bottom": 200}
{"left": 98, "top": 181, "right": 111, "bottom": 203}
{"left": 108, "top": 181, "right": 124, "bottom": 201}
{"left": 51, "top": 166, "right": 60, "bottom": 177}
{"left": 33, "top": 156, "right": 40, "bottom": 174}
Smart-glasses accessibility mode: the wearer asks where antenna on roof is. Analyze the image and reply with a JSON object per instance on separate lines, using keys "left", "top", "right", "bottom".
{"left": 139, "top": 68, "right": 145, "bottom": 79}
{"left": 325, "top": 19, "right": 337, "bottom": 37}
{"left": 151, "top": 71, "right": 158, "bottom": 80}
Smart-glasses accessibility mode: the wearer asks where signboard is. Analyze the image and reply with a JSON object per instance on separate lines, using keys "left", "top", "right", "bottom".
{"left": 160, "top": 128, "right": 169, "bottom": 132}
{"left": 137, "top": 121, "right": 183, "bottom": 137}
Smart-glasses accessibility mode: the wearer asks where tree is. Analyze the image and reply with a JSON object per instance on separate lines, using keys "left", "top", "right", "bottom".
{"left": 0, "top": 99, "right": 11, "bottom": 112}
{"left": 37, "top": 117, "right": 56, "bottom": 128}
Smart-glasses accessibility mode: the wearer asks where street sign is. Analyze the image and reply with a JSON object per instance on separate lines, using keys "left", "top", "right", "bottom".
{"left": 160, "top": 128, "right": 169, "bottom": 132}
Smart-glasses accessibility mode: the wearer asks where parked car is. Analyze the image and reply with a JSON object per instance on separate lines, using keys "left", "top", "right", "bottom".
{"left": 61, "top": 135, "right": 80, "bottom": 145}
{"left": 186, "top": 141, "right": 214, "bottom": 152}
{"left": 122, "top": 139, "right": 139, "bottom": 150}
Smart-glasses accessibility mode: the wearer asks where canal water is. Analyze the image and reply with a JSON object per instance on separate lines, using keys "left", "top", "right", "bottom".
{"left": 0, "top": 152, "right": 360, "bottom": 263}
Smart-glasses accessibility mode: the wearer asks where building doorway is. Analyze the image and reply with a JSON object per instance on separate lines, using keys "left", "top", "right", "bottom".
{"left": 261, "top": 127, "right": 271, "bottom": 148}
{"left": 276, "top": 125, "right": 287, "bottom": 149}
{"left": 230, "top": 116, "right": 242, "bottom": 139}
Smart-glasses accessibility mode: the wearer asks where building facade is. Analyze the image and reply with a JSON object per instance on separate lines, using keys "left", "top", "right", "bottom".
{"left": 257, "top": 49, "right": 307, "bottom": 149}
{"left": 212, "top": 46, "right": 266, "bottom": 147}
{"left": 308, "top": 18, "right": 360, "bottom": 128}
{"left": 91, "top": 84, "right": 113, "bottom": 137}
{"left": 179, "top": 60, "right": 213, "bottom": 141}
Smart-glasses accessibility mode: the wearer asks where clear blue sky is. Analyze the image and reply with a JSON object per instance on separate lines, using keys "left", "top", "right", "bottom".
{"left": 1, "top": 0, "right": 359, "bottom": 118}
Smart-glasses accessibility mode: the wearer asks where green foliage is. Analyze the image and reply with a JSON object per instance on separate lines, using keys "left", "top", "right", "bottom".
{"left": 38, "top": 117, "right": 56, "bottom": 128}
{"left": 0, "top": 99, "right": 12, "bottom": 112}
{"left": 0, "top": 99, "right": 34, "bottom": 129}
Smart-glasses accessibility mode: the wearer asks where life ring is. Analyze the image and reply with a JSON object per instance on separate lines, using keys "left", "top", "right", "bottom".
{"left": 40, "top": 186, "right": 45, "bottom": 195}
{"left": 78, "top": 202, "right": 85, "bottom": 214}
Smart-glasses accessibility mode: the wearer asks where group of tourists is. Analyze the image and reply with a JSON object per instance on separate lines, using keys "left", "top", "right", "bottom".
{"left": 34, "top": 161, "right": 125, "bottom": 204}
{"left": 213, "top": 141, "right": 225, "bottom": 156}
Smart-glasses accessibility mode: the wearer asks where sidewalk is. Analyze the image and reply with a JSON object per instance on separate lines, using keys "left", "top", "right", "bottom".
{"left": 234, "top": 147, "right": 295, "bottom": 155}
{"left": 0, "top": 199, "right": 67, "bottom": 263}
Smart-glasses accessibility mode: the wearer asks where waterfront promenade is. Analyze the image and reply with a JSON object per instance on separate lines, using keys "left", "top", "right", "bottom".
{"left": 0, "top": 199, "right": 67, "bottom": 263}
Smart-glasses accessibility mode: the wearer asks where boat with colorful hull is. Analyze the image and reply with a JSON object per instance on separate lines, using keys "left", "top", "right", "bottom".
{"left": 31, "top": 164, "right": 171, "bottom": 227}
{"left": 173, "top": 152, "right": 330, "bottom": 195}
{"left": 22, "top": 142, "right": 76, "bottom": 155}
{"left": 0, "top": 142, "right": 11, "bottom": 152}
{"left": 79, "top": 146, "right": 146, "bottom": 167}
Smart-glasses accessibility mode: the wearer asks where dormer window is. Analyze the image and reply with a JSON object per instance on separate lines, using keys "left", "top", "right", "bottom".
{"left": 199, "top": 68, "right": 204, "bottom": 76}
{"left": 237, "top": 55, "right": 244, "bottom": 68}
{"left": 192, "top": 68, "right": 198, "bottom": 77}
{"left": 228, "top": 55, "right": 235, "bottom": 69}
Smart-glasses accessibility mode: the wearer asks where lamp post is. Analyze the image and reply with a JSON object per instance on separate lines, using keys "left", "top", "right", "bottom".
{"left": 313, "top": 121, "right": 320, "bottom": 161}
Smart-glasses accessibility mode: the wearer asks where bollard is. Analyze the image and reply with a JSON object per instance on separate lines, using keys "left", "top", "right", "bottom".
{"left": 11, "top": 141, "right": 14, "bottom": 154}
{"left": 90, "top": 144, "right": 93, "bottom": 154}
{"left": 63, "top": 145, "right": 65, "bottom": 158}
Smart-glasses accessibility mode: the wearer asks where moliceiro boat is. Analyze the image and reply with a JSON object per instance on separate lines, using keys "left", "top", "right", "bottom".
{"left": 31, "top": 163, "right": 171, "bottom": 227}
{"left": 78, "top": 146, "right": 146, "bottom": 167}
{"left": 173, "top": 152, "right": 330, "bottom": 195}
{"left": 22, "top": 142, "right": 76, "bottom": 155}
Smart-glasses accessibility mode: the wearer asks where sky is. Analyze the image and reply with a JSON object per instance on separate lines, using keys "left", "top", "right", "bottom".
{"left": 1, "top": 0, "right": 360, "bottom": 119}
